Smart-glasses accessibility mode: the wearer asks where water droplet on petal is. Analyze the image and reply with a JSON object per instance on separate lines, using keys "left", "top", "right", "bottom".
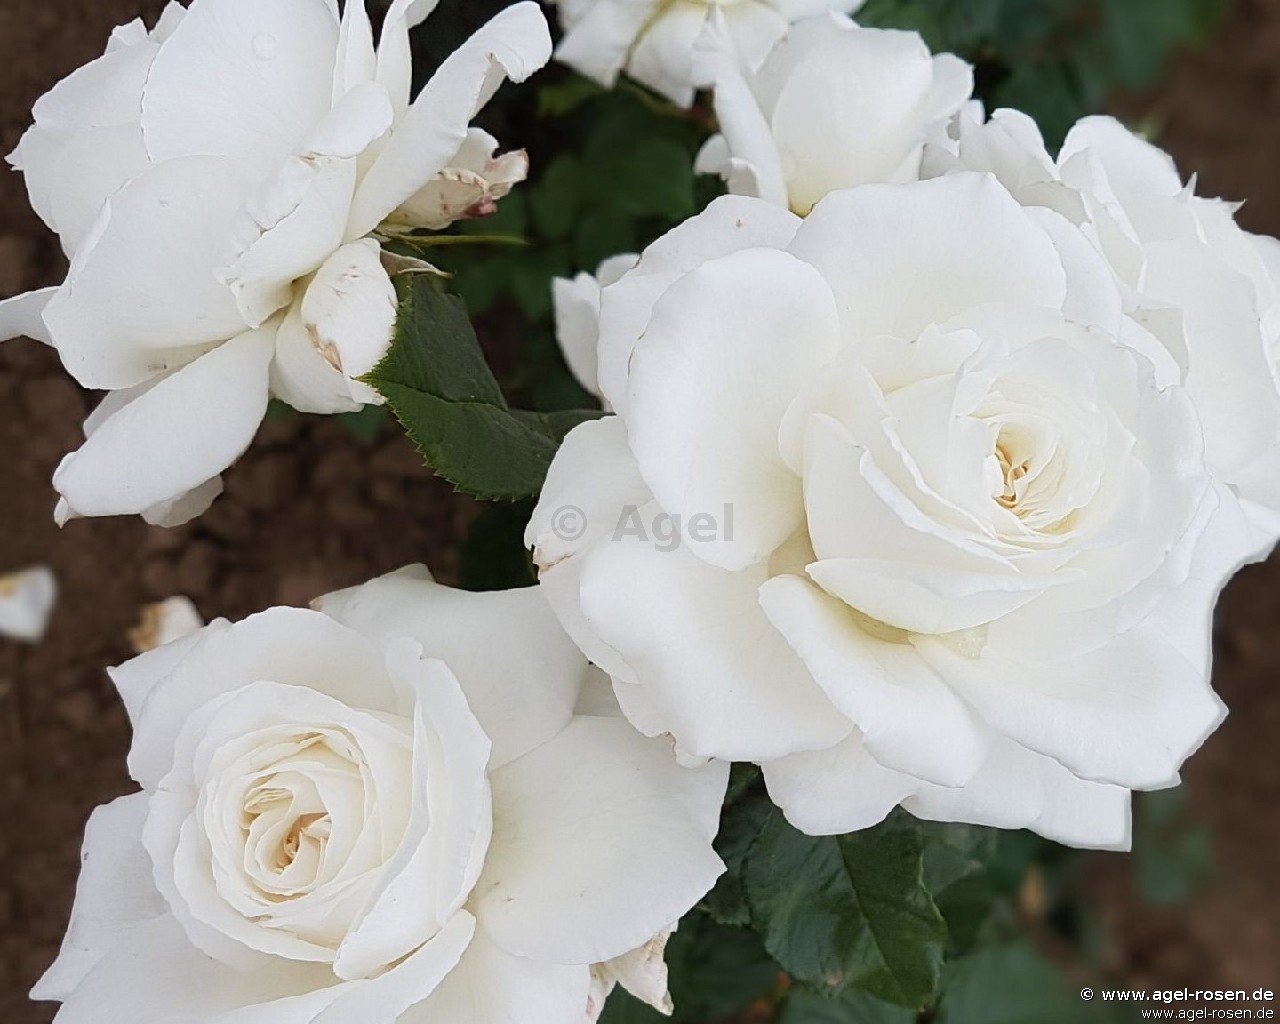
{"left": 252, "top": 33, "right": 278, "bottom": 60}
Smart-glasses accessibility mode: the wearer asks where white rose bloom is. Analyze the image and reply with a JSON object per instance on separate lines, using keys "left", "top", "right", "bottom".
{"left": 527, "top": 179, "right": 1262, "bottom": 850}
{"left": 696, "top": 13, "right": 972, "bottom": 214}
{"left": 0, "top": 566, "right": 57, "bottom": 643}
{"left": 35, "top": 566, "right": 727, "bottom": 1023}
{"left": 553, "top": 253, "right": 639, "bottom": 404}
{"left": 552, "top": 0, "right": 864, "bottom": 108}
{"left": 925, "top": 110, "right": 1280, "bottom": 542}
{"left": 0, "top": 0, "right": 552, "bottom": 525}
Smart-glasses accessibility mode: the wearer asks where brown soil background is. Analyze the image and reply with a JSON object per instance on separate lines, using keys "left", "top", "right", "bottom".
{"left": 1, "top": 1, "right": 1278, "bottom": 1021}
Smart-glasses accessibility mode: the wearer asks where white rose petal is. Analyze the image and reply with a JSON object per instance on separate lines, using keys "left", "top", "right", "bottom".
{"left": 129, "top": 596, "right": 204, "bottom": 654}
{"left": 345, "top": 1, "right": 552, "bottom": 239}
{"left": 407, "top": 928, "right": 591, "bottom": 1024}
{"left": 553, "top": 0, "right": 863, "bottom": 108}
{"left": 51, "top": 326, "right": 275, "bottom": 523}
{"left": 763, "top": 729, "right": 1132, "bottom": 850}
{"left": 42, "top": 154, "right": 257, "bottom": 392}
{"left": 0, "top": 566, "right": 58, "bottom": 643}
{"left": 625, "top": 246, "right": 843, "bottom": 571}
{"left": 594, "top": 194, "right": 802, "bottom": 414}
{"left": 473, "top": 715, "right": 727, "bottom": 965}
{"left": 315, "top": 565, "right": 587, "bottom": 769}
{"left": 577, "top": 524, "right": 850, "bottom": 762}
{"left": 54, "top": 384, "right": 229, "bottom": 529}
{"left": 37, "top": 577, "right": 727, "bottom": 1023}
{"left": 928, "top": 110, "right": 1280, "bottom": 546}
{"left": 552, "top": 253, "right": 638, "bottom": 404}
{"left": 697, "top": 13, "right": 973, "bottom": 213}
{"left": 269, "top": 239, "right": 397, "bottom": 413}
{"left": 6, "top": 4, "right": 178, "bottom": 254}
{"left": 588, "top": 929, "right": 675, "bottom": 1020}
{"left": 0, "top": 288, "right": 56, "bottom": 347}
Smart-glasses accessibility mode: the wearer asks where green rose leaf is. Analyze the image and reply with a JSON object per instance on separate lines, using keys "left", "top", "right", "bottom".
{"left": 364, "top": 274, "right": 601, "bottom": 500}
{"left": 920, "top": 822, "right": 1003, "bottom": 956}
{"left": 459, "top": 499, "right": 538, "bottom": 592}
{"left": 598, "top": 914, "right": 778, "bottom": 1024}
{"left": 781, "top": 987, "right": 916, "bottom": 1024}
{"left": 744, "top": 809, "right": 946, "bottom": 1010}
{"left": 530, "top": 154, "right": 583, "bottom": 242}
{"left": 701, "top": 772, "right": 773, "bottom": 927}
{"left": 934, "top": 944, "right": 1126, "bottom": 1024}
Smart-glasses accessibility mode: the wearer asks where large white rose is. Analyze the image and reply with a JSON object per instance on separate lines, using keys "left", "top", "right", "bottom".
{"left": 925, "top": 110, "right": 1280, "bottom": 543}
{"left": 552, "top": 0, "right": 863, "bottom": 108}
{"left": 527, "top": 178, "right": 1261, "bottom": 849}
{"left": 696, "top": 13, "right": 972, "bottom": 214}
{"left": 35, "top": 566, "right": 727, "bottom": 1023}
{"left": 0, "top": 0, "right": 551, "bottom": 526}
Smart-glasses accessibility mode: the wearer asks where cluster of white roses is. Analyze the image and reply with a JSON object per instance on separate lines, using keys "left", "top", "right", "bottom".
{"left": 4, "top": 4, "right": 725, "bottom": 1022}
{"left": 4, "top": 0, "right": 1278, "bottom": 1022}
{"left": 544, "top": 6, "right": 1280, "bottom": 851}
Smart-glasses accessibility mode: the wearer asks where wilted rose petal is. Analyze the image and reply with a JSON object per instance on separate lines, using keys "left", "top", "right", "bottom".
{"left": 0, "top": 566, "right": 57, "bottom": 643}
{"left": 128, "top": 596, "right": 204, "bottom": 654}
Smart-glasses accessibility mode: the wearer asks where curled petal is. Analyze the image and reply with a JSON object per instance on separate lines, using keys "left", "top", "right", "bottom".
{"left": 348, "top": 2, "right": 552, "bottom": 239}
{"left": 0, "top": 287, "right": 55, "bottom": 345}
{"left": 53, "top": 327, "right": 274, "bottom": 521}
{"left": 43, "top": 156, "right": 254, "bottom": 391}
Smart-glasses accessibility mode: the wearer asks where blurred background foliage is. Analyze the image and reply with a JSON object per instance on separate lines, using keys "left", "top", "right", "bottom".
{"left": 856, "top": 0, "right": 1223, "bottom": 144}
{"left": 395, "top": 2, "right": 1228, "bottom": 1021}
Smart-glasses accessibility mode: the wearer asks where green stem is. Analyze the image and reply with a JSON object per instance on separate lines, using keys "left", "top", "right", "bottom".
{"left": 379, "top": 232, "right": 532, "bottom": 250}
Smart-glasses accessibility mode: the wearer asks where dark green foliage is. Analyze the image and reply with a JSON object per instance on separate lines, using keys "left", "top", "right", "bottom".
{"left": 335, "top": 404, "right": 389, "bottom": 443}
{"left": 701, "top": 784, "right": 1084, "bottom": 1020}
{"left": 598, "top": 913, "right": 779, "bottom": 1023}
{"left": 781, "top": 987, "right": 916, "bottom": 1024}
{"left": 459, "top": 499, "right": 538, "bottom": 591}
{"left": 934, "top": 943, "right": 1137, "bottom": 1024}
{"left": 858, "top": 0, "right": 1223, "bottom": 146}
{"left": 1132, "top": 789, "right": 1214, "bottom": 907}
{"left": 743, "top": 809, "right": 946, "bottom": 1010}
{"left": 700, "top": 768, "right": 773, "bottom": 927}
{"left": 363, "top": 274, "right": 600, "bottom": 500}
{"left": 920, "top": 823, "right": 1004, "bottom": 956}
{"left": 856, "top": 0, "right": 1006, "bottom": 52}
